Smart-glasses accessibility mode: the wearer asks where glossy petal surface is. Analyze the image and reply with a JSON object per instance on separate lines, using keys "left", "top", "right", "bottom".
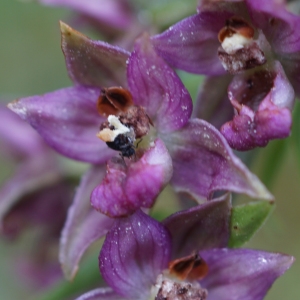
{"left": 59, "top": 166, "right": 113, "bottom": 280}
{"left": 163, "top": 119, "right": 272, "bottom": 200}
{"left": 128, "top": 33, "right": 192, "bottom": 132}
{"left": 8, "top": 86, "right": 113, "bottom": 163}
{"left": 200, "top": 248, "right": 294, "bottom": 300}
{"left": 99, "top": 210, "right": 171, "bottom": 299}
{"left": 91, "top": 139, "right": 173, "bottom": 217}
{"left": 61, "top": 22, "right": 129, "bottom": 87}
{"left": 163, "top": 194, "right": 231, "bottom": 259}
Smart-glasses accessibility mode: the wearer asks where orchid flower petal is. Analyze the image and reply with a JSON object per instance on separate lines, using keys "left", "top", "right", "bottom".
{"left": 128, "top": 33, "right": 193, "bottom": 132}
{"left": 8, "top": 86, "right": 114, "bottom": 163}
{"left": 200, "top": 248, "right": 294, "bottom": 300}
{"left": 91, "top": 139, "right": 173, "bottom": 217}
{"left": 246, "top": 0, "right": 300, "bottom": 54}
{"left": 0, "top": 104, "right": 47, "bottom": 158}
{"left": 99, "top": 210, "right": 171, "bottom": 299}
{"left": 163, "top": 119, "right": 273, "bottom": 200}
{"left": 163, "top": 193, "right": 231, "bottom": 259}
{"left": 0, "top": 156, "right": 60, "bottom": 231}
{"left": 59, "top": 166, "right": 113, "bottom": 280}
{"left": 193, "top": 75, "right": 233, "bottom": 129}
{"left": 60, "top": 22, "right": 130, "bottom": 87}
{"left": 151, "top": 12, "right": 231, "bottom": 75}
{"left": 75, "top": 287, "right": 127, "bottom": 300}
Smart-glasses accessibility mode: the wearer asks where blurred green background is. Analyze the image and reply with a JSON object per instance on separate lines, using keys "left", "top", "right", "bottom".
{"left": 0, "top": 0, "right": 299, "bottom": 299}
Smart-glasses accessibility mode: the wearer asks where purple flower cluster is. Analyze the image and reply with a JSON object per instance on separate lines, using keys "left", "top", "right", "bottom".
{"left": 153, "top": 0, "right": 300, "bottom": 150}
{"left": 2, "top": 0, "right": 297, "bottom": 298}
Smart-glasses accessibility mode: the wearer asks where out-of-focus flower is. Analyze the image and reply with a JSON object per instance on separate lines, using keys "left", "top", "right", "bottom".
{"left": 76, "top": 197, "right": 294, "bottom": 300}
{"left": 38, "top": 0, "right": 200, "bottom": 50}
{"left": 39, "top": 0, "right": 136, "bottom": 31}
{"left": 0, "top": 104, "right": 74, "bottom": 287}
{"left": 39, "top": 0, "right": 145, "bottom": 49}
{"left": 152, "top": 0, "right": 300, "bottom": 150}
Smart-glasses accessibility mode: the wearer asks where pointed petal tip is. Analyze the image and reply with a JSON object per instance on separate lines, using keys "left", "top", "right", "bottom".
{"left": 252, "top": 183, "right": 274, "bottom": 201}
{"left": 61, "top": 262, "right": 78, "bottom": 282}
{"left": 59, "top": 20, "right": 68, "bottom": 31}
{"left": 7, "top": 99, "right": 27, "bottom": 120}
{"left": 59, "top": 21, "right": 77, "bottom": 35}
{"left": 281, "top": 254, "right": 295, "bottom": 270}
{"left": 60, "top": 21, "right": 85, "bottom": 39}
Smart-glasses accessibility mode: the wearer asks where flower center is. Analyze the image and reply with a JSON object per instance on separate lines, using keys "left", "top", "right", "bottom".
{"left": 168, "top": 253, "right": 208, "bottom": 281}
{"left": 96, "top": 87, "right": 152, "bottom": 159}
{"left": 218, "top": 16, "right": 266, "bottom": 74}
{"left": 150, "top": 253, "right": 209, "bottom": 300}
{"left": 152, "top": 274, "right": 208, "bottom": 300}
{"left": 231, "top": 69, "right": 276, "bottom": 112}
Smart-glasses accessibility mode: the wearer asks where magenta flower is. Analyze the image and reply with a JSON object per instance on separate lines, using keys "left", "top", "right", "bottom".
{"left": 8, "top": 23, "right": 271, "bottom": 218}
{"left": 76, "top": 198, "right": 294, "bottom": 300}
{"left": 152, "top": 0, "right": 299, "bottom": 150}
{"left": 7, "top": 23, "right": 272, "bottom": 279}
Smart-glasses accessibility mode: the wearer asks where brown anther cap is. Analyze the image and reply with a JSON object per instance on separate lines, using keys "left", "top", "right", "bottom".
{"left": 218, "top": 16, "right": 255, "bottom": 43}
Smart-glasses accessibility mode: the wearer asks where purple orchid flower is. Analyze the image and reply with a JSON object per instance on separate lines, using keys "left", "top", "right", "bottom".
{"left": 6, "top": 23, "right": 273, "bottom": 279}
{"left": 152, "top": 0, "right": 299, "bottom": 150}
{"left": 0, "top": 104, "right": 69, "bottom": 237}
{"left": 8, "top": 24, "right": 273, "bottom": 280}
{"left": 8, "top": 23, "right": 272, "bottom": 219}
{"left": 0, "top": 104, "right": 74, "bottom": 287}
{"left": 76, "top": 197, "right": 294, "bottom": 300}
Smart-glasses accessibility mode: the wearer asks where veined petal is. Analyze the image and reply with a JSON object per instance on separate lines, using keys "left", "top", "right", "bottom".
{"left": 221, "top": 61, "right": 294, "bottom": 151}
{"left": 163, "top": 193, "right": 231, "bottom": 259}
{"left": 8, "top": 86, "right": 114, "bottom": 163}
{"left": 99, "top": 210, "right": 171, "bottom": 299}
{"left": 60, "top": 22, "right": 129, "bottom": 87}
{"left": 127, "top": 33, "right": 193, "bottom": 132}
{"left": 42, "top": 0, "right": 133, "bottom": 30}
{"left": 76, "top": 287, "right": 127, "bottom": 300}
{"left": 246, "top": 0, "right": 300, "bottom": 54}
{"left": 151, "top": 12, "right": 231, "bottom": 75}
{"left": 200, "top": 248, "right": 294, "bottom": 300}
{"left": 91, "top": 139, "right": 173, "bottom": 217}
{"left": 163, "top": 119, "right": 272, "bottom": 200}
{"left": 59, "top": 166, "right": 113, "bottom": 280}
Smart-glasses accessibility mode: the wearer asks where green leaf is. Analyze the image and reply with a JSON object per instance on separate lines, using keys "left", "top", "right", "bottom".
{"left": 228, "top": 201, "right": 274, "bottom": 248}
